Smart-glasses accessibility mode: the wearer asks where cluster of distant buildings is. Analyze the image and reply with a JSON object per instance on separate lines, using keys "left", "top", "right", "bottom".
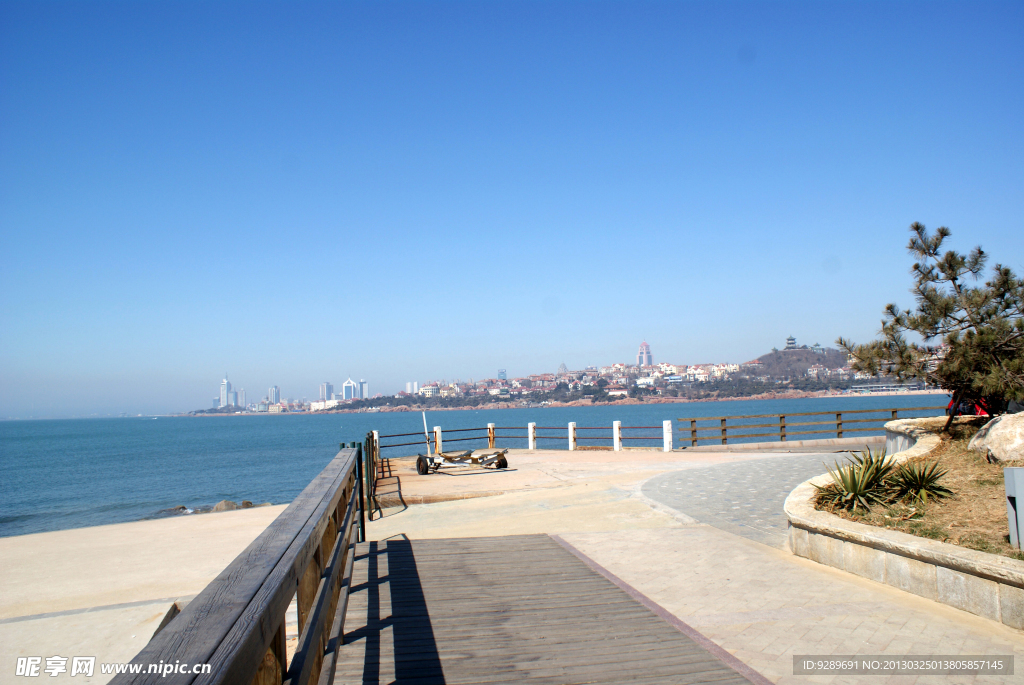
{"left": 208, "top": 335, "right": 922, "bottom": 414}
{"left": 308, "top": 379, "right": 369, "bottom": 411}
{"left": 396, "top": 338, "right": 886, "bottom": 401}
{"left": 398, "top": 341, "right": 757, "bottom": 401}
{"left": 210, "top": 374, "right": 375, "bottom": 414}
{"left": 214, "top": 376, "right": 292, "bottom": 412}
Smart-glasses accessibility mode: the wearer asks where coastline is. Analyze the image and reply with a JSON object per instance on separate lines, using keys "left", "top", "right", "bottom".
{"left": 183, "top": 388, "right": 948, "bottom": 416}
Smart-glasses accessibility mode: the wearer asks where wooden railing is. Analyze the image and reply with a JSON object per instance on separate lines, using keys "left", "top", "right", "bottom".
{"left": 677, "top": 406, "right": 946, "bottom": 446}
{"left": 111, "top": 446, "right": 365, "bottom": 685}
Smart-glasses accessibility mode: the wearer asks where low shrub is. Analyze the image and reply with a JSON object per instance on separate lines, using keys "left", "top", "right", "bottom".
{"left": 814, "top": 448, "right": 954, "bottom": 513}
{"left": 814, "top": 448, "right": 895, "bottom": 512}
{"left": 890, "top": 461, "right": 954, "bottom": 504}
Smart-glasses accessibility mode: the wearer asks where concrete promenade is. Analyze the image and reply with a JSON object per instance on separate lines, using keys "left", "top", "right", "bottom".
{"left": 2, "top": 444, "right": 1021, "bottom": 684}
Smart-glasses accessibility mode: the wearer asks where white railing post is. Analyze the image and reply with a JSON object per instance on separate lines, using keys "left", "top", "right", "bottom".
{"left": 487, "top": 423, "right": 496, "bottom": 449}
{"left": 613, "top": 421, "right": 622, "bottom": 451}
{"left": 663, "top": 420, "right": 673, "bottom": 452}
{"left": 527, "top": 422, "right": 536, "bottom": 450}
{"left": 433, "top": 426, "right": 442, "bottom": 454}
{"left": 568, "top": 422, "right": 576, "bottom": 451}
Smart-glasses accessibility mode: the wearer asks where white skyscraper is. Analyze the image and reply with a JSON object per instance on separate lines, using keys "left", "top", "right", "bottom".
{"left": 219, "top": 375, "right": 232, "bottom": 408}
{"left": 342, "top": 378, "right": 357, "bottom": 400}
{"left": 269, "top": 386, "right": 280, "bottom": 404}
{"left": 238, "top": 388, "right": 245, "bottom": 408}
{"left": 358, "top": 380, "right": 368, "bottom": 399}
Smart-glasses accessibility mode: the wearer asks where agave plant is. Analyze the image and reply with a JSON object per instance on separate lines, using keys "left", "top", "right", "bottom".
{"left": 891, "top": 461, "right": 953, "bottom": 504}
{"left": 814, "top": 447, "right": 895, "bottom": 512}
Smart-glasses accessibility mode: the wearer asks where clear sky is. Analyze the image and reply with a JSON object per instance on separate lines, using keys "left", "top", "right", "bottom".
{"left": 1, "top": 1, "right": 1022, "bottom": 418}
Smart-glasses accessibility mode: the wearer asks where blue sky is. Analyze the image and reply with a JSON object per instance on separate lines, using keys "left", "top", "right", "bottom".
{"left": 1, "top": 0, "right": 1022, "bottom": 418}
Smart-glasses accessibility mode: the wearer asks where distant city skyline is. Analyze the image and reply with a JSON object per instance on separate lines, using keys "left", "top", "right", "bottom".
{"left": 2, "top": 2, "right": 1021, "bottom": 419}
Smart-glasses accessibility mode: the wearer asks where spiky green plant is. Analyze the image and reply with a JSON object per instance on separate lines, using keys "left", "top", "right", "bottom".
{"left": 891, "top": 461, "right": 953, "bottom": 504}
{"left": 814, "top": 448, "right": 896, "bottom": 512}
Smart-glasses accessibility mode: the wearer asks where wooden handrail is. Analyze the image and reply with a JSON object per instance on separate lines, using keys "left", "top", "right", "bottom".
{"left": 111, "top": 448, "right": 362, "bottom": 685}
{"left": 677, "top": 406, "right": 945, "bottom": 446}
{"left": 677, "top": 405, "right": 945, "bottom": 422}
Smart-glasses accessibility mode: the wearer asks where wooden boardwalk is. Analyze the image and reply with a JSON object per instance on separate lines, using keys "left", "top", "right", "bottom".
{"left": 334, "top": 534, "right": 754, "bottom": 685}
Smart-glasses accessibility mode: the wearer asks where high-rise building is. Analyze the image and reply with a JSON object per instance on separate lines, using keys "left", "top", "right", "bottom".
{"left": 498, "top": 369, "right": 507, "bottom": 380}
{"left": 269, "top": 386, "right": 280, "bottom": 404}
{"left": 238, "top": 389, "right": 246, "bottom": 408}
{"left": 342, "top": 378, "right": 357, "bottom": 400}
{"left": 219, "top": 375, "right": 232, "bottom": 408}
{"left": 557, "top": 363, "right": 569, "bottom": 375}
{"left": 228, "top": 390, "right": 238, "bottom": 407}
{"left": 637, "top": 341, "right": 653, "bottom": 367}
{"left": 406, "top": 382, "right": 413, "bottom": 394}
{"left": 320, "top": 382, "right": 333, "bottom": 401}
{"left": 358, "top": 380, "right": 368, "bottom": 399}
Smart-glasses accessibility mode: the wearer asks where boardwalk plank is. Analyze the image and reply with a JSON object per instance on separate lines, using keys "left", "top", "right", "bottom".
{"left": 334, "top": 534, "right": 754, "bottom": 685}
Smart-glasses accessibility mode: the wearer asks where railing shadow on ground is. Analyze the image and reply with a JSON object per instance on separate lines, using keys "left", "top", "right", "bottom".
{"left": 372, "top": 473, "right": 408, "bottom": 518}
{"left": 345, "top": 537, "right": 444, "bottom": 685}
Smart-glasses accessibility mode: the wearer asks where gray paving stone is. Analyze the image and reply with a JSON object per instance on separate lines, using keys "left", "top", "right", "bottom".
{"left": 642, "top": 452, "right": 855, "bottom": 547}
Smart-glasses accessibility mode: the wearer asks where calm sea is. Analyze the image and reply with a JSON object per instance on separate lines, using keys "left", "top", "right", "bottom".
{"left": 0, "top": 394, "right": 948, "bottom": 538}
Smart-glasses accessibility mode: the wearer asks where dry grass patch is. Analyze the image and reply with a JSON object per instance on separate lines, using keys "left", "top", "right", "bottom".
{"left": 834, "top": 425, "right": 1024, "bottom": 561}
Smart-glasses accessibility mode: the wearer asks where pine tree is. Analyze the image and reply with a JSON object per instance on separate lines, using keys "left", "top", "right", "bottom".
{"left": 838, "top": 223, "right": 1024, "bottom": 428}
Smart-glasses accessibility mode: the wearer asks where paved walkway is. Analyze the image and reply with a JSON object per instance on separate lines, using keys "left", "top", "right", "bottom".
{"left": 642, "top": 452, "right": 855, "bottom": 547}
{"left": 561, "top": 528, "right": 1024, "bottom": 685}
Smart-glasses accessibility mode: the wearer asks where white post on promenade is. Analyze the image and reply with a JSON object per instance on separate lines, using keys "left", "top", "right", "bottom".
{"left": 487, "top": 423, "right": 496, "bottom": 449}
{"left": 433, "top": 426, "right": 443, "bottom": 454}
{"left": 613, "top": 421, "right": 622, "bottom": 451}
{"left": 568, "top": 422, "right": 577, "bottom": 451}
{"left": 663, "top": 420, "right": 673, "bottom": 452}
{"left": 527, "top": 422, "right": 536, "bottom": 450}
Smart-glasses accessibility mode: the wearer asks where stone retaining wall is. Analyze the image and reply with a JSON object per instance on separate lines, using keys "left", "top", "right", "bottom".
{"left": 784, "top": 416, "right": 1024, "bottom": 630}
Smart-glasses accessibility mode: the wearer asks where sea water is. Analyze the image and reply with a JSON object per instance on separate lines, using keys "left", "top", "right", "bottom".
{"left": 0, "top": 394, "right": 947, "bottom": 537}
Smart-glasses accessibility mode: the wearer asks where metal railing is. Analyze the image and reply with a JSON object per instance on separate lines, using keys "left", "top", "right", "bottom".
{"left": 677, "top": 405, "right": 946, "bottom": 446}
{"left": 368, "top": 421, "right": 673, "bottom": 462}
{"left": 112, "top": 446, "right": 365, "bottom": 685}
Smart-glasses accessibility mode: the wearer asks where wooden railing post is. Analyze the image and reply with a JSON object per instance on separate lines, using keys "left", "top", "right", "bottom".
{"left": 434, "top": 426, "right": 443, "bottom": 454}
{"left": 663, "top": 420, "right": 673, "bottom": 452}
{"left": 892, "top": 409, "right": 898, "bottom": 420}
{"left": 691, "top": 419, "right": 697, "bottom": 447}
{"left": 612, "top": 421, "right": 622, "bottom": 451}
{"left": 780, "top": 415, "right": 786, "bottom": 442}
{"left": 355, "top": 442, "right": 365, "bottom": 541}
{"left": 527, "top": 422, "right": 536, "bottom": 450}
{"left": 720, "top": 418, "right": 727, "bottom": 445}
{"left": 836, "top": 413, "right": 843, "bottom": 439}
{"left": 568, "top": 422, "right": 577, "bottom": 451}
{"left": 487, "top": 423, "right": 496, "bottom": 449}
{"left": 252, "top": 622, "right": 286, "bottom": 685}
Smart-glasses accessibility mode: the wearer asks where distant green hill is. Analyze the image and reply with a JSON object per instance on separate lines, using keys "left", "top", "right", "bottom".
{"left": 753, "top": 347, "right": 847, "bottom": 379}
